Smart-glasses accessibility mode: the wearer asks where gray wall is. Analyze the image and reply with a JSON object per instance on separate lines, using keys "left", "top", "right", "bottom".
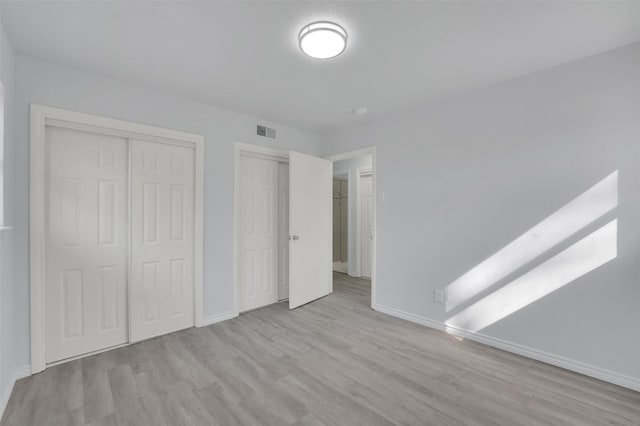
{"left": 0, "top": 6, "right": 18, "bottom": 411}
{"left": 12, "top": 55, "right": 322, "bottom": 372}
{"left": 322, "top": 43, "right": 640, "bottom": 388}
{"left": 334, "top": 155, "right": 372, "bottom": 276}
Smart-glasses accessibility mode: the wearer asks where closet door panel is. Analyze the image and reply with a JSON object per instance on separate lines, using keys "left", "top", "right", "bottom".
{"left": 45, "top": 126, "right": 128, "bottom": 363}
{"left": 238, "top": 156, "right": 279, "bottom": 311}
{"left": 130, "top": 140, "right": 195, "bottom": 342}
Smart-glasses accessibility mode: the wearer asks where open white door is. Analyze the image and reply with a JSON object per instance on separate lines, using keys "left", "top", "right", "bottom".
{"left": 289, "top": 151, "right": 333, "bottom": 309}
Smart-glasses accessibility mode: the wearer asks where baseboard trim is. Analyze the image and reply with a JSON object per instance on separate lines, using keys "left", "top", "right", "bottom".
{"left": 14, "top": 366, "right": 31, "bottom": 380}
{"left": 199, "top": 310, "right": 238, "bottom": 327}
{"left": 333, "top": 262, "right": 348, "bottom": 274}
{"left": 1, "top": 365, "right": 32, "bottom": 420}
{"left": 373, "top": 304, "right": 640, "bottom": 392}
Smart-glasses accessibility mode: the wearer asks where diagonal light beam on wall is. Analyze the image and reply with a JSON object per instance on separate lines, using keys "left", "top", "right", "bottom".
{"left": 445, "top": 171, "right": 618, "bottom": 312}
{"left": 445, "top": 219, "right": 617, "bottom": 333}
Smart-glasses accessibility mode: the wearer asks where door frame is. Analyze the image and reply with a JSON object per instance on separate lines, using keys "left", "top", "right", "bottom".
{"left": 233, "top": 142, "right": 289, "bottom": 315}
{"left": 327, "top": 147, "right": 377, "bottom": 308}
{"left": 357, "top": 168, "right": 373, "bottom": 278}
{"left": 30, "top": 104, "right": 205, "bottom": 374}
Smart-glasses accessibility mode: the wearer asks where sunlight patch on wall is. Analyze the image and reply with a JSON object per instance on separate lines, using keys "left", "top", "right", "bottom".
{"left": 445, "top": 171, "right": 618, "bottom": 312}
{"left": 445, "top": 219, "right": 617, "bottom": 333}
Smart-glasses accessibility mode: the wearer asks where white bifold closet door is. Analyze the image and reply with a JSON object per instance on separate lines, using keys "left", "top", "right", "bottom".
{"left": 45, "top": 127, "right": 129, "bottom": 363}
{"left": 130, "top": 140, "right": 195, "bottom": 342}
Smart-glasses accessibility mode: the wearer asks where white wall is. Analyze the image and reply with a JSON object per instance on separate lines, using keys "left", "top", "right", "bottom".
{"left": 12, "top": 55, "right": 322, "bottom": 372}
{"left": 0, "top": 7, "right": 21, "bottom": 416}
{"left": 4, "top": 23, "right": 639, "bottom": 399}
{"left": 333, "top": 155, "right": 372, "bottom": 276}
{"left": 322, "top": 43, "right": 640, "bottom": 390}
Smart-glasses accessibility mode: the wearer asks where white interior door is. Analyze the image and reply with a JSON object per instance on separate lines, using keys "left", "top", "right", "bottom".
{"left": 130, "top": 139, "right": 195, "bottom": 341}
{"left": 333, "top": 181, "right": 340, "bottom": 262}
{"left": 45, "top": 126, "right": 128, "bottom": 363}
{"left": 361, "top": 173, "right": 374, "bottom": 278}
{"left": 278, "top": 162, "right": 290, "bottom": 301}
{"left": 238, "top": 155, "right": 279, "bottom": 311}
{"left": 289, "top": 151, "right": 332, "bottom": 309}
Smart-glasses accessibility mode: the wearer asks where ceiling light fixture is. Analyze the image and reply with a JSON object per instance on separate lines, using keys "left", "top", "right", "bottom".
{"left": 298, "top": 21, "right": 347, "bottom": 59}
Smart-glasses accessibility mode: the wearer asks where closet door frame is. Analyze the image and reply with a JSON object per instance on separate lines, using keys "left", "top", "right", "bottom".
{"left": 358, "top": 169, "right": 373, "bottom": 278}
{"left": 30, "top": 104, "right": 205, "bottom": 374}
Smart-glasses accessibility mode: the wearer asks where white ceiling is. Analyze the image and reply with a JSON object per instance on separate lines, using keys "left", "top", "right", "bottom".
{"left": 2, "top": 1, "right": 640, "bottom": 133}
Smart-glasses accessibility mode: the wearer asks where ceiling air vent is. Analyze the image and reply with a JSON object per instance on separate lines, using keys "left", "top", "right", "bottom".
{"left": 257, "top": 124, "right": 276, "bottom": 139}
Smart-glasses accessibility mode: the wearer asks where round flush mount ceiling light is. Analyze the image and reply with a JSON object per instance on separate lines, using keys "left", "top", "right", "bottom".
{"left": 298, "top": 21, "right": 347, "bottom": 59}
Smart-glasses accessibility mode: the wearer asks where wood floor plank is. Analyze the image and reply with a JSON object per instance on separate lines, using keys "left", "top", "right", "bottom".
{"left": 81, "top": 356, "right": 115, "bottom": 424}
{"left": 2, "top": 272, "right": 639, "bottom": 425}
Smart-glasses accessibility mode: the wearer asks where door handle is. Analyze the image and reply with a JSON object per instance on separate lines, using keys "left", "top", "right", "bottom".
{"left": 289, "top": 234, "right": 300, "bottom": 241}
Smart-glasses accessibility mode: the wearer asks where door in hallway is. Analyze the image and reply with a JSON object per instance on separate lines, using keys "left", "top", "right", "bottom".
{"left": 361, "top": 173, "right": 373, "bottom": 278}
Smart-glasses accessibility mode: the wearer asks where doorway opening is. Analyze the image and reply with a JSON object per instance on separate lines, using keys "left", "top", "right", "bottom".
{"left": 233, "top": 143, "right": 373, "bottom": 315}
{"left": 234, "top": 143, "right": 334, "bottom": 314}
{"left": 328, "top": 147, "right": 376, "bottom": 308}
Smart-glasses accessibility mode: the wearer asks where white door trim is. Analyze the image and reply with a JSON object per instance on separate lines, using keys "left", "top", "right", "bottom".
{"left": 233, "top": 143, "right": 289, "bottom": 315}
{"left": 30, "top": 104, "right": 205, "bottom": 374}
{"left": 354, "top": 168, "right": 372, "bottom": 278}
{"left": 358, "top": 170, "right": 373, "bottom": 278}
{"left": 327, "top": 147, "right": 377, "bottom": 309}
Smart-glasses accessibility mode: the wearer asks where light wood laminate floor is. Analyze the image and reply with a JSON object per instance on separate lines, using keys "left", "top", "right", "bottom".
{"left": 2, "top": 273, "right": 639, "bottom": 425}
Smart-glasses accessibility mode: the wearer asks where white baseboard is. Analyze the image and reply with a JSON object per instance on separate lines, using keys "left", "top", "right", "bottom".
{"left": 373, "top": 304, "right": 640, "bottom": 393}
{"left": 199, "top": 310, "right": 238, "bottom": 327}
{"left": 14, "top": 366, "right": 31, "bottom": 380}
{"left": 333, "top": 262, "right": 348, "bottom": 274}
{"left": 1, "top": 365, "right": 32, "bottom": 420}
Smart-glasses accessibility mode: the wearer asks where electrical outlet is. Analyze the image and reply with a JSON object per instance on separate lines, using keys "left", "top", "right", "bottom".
{"left": 434, "top": 288, "right": 445, "bottom": 304}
